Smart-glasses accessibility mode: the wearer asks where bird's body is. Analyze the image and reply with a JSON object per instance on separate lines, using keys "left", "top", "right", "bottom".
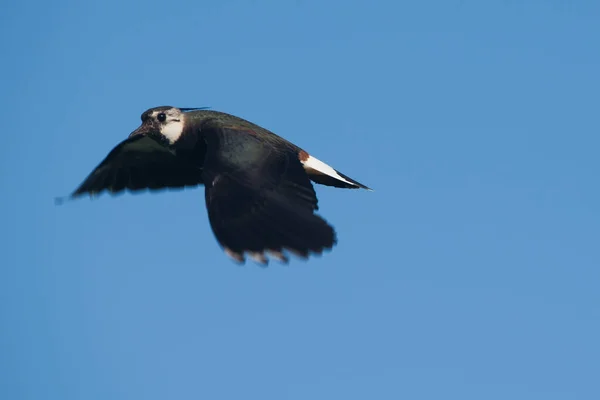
{"left": 68, "top": 106, "right": 371, "bottom": 265}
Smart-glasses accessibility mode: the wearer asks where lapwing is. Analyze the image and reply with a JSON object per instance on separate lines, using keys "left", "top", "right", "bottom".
{"left": 66, "top": 106, "right": 371, "bottom": 265}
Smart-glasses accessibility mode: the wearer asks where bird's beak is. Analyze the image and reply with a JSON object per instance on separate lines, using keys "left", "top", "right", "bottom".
{"left": 128, "top": 123, "right": 152, "bottom": 138}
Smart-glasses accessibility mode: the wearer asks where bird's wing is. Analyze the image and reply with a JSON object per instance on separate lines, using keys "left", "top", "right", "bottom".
{"left": 201, "top": 122, "right": 336, "bottom": 264}
{"left": 70, "top": 135, "right": 203, "bottom": 198}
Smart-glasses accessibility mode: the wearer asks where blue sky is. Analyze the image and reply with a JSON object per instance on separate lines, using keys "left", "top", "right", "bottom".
{"left": 1, "top": 0, "right": 599, "bottom": 399}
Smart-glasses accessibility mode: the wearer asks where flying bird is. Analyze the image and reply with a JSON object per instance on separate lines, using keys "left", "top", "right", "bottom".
{"left": 66, "top": 106, "right": 371, "bottom": 265}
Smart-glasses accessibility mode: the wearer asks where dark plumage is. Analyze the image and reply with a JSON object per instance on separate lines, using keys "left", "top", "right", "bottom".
{"left": 67, "top": 106, "right": 371, "bottom": 265}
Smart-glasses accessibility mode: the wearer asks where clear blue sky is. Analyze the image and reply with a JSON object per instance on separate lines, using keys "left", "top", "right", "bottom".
{"left": 1, "top": 1, "right": 599, "bottom": 399}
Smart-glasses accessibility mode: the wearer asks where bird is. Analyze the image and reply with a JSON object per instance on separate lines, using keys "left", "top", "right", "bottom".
{"left": 65, "top": 106, "right": 371, "bottom": 265}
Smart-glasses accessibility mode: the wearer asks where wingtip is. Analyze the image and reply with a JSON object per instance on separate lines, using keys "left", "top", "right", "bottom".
{"left": 224, "top": 248, "right": 246, "bottom": 264}
{"left": 224, "top": 247, "right": 338, "bottom": 266}
{"left": 248, "top": 252, "right": 269, "bottom": 267}
{"left": 267, "top": 250, "right": 289, "bottom": 264}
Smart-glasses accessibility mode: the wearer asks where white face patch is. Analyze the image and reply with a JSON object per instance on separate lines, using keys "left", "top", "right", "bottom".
{"left": 160, "top": 119, "right": 185, "bottom": 144}
{"left": 152, "top": 109, "right": 185, "bottom": 144}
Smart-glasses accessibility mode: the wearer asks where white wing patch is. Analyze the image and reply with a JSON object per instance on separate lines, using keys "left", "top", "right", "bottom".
{"left": 301, "top": 154, "right": 359, "bottom": 187}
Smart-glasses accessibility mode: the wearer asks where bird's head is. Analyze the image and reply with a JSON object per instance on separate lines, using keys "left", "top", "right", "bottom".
{"left": 129, "top": 106, "right": 210, "bottom": 145}
{"left": 128, "top": 106, "right": 186, "bottom": 145}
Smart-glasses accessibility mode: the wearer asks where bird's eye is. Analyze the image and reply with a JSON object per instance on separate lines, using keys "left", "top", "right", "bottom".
{"left": 157, "top": 113, "right": 167, "bottom": 122}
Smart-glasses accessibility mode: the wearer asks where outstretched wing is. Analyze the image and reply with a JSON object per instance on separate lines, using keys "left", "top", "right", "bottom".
{"left": 71, "top": 135, "right": 204, "bottom": 198}
{"left": 201, "top": 123, "right": 336, "bottom": 264}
